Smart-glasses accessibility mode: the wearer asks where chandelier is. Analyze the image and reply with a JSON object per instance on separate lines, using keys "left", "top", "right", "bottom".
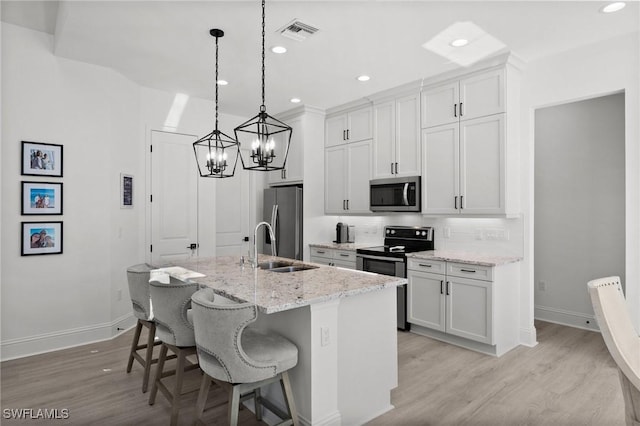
{"left": 193, "top": 29, "right": 239, "bottom": 178}
{"left": 234, "top": 0, "right": 292, "bottom": 172}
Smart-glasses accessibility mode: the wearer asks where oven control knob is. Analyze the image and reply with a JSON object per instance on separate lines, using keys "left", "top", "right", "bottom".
{"left": 416, "top": 231, "right": 420, "bottom": 236}
{"left": 386, "top": 229, "right": 390, "bottom": 234}
{"left": 390, "top": 230, "right": 396, "bottom": 234}
{"left": 422, "top": 231, "right": 427, "bottom": 236}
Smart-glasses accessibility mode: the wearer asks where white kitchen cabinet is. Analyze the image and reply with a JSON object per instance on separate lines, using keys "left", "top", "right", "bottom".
{"left": 373, "top": 93, "right": 421, "bottom": 179}
{"left": 421, "top": 69, "right": 505, "bottom": 129}
{"left": 407, "top": 257, "right": 519, "bottom": 356}
{"left": 422, "top": 114, "right": 506, "bottom": 215}
{"left": 269, "top": 116, "right": 303, "bottom": 185}
{"left": 325, "top": 106, "right": 373, "bottom": 147}
{"left": 309, "top": 246, "right": 356, "bottom": 269}
{"left": 325, "top": 140, "right": 371, "bottom": 214}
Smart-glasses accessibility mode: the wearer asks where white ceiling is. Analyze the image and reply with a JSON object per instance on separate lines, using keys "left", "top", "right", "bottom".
{"left": 2, "top": 1, "right": 639, "bottom": 117}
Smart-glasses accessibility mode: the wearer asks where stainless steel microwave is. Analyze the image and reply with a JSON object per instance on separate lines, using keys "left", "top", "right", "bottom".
{"left": 369, "top": 176, "right": 421, "bottom": 212}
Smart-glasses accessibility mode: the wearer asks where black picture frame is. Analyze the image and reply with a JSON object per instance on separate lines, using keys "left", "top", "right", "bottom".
{"left": 21, "top": 141, "right": 63, "bottom": 177}
{"left": 21, "top": 181, "right": 63, "bottom": 215}
{"left": 21, "top": 221, "right": 63, "bottom": 256}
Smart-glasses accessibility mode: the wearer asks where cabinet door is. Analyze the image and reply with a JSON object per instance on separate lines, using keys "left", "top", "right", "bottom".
{"left": 422, "top": 124, "right": 459, "bottom": 214}
{"left": 421, "top": 81, "right": 459, "bottom": 128}
{"left": 346, "top": 140, "right": 371, "bottom": 213}
{"left": 325, "top": 146, "right": 347, "bottom": 214}
{"left": 445, "top": 276, "right": 493, "bottom": 344}
{"left": 372, "top": 101, "right": 396, "bottom": 179}
{"left": 283, "top": 116, "right": 303, "bottom": 182}
{"left": 268, "top": 119, "right": 296, "bottom": 184}
{"left": 348, "top": 107, "right": 373, "bottom": 142}
{"left": 459, "top": 114, "right": 505, "bottom": 214}
{"left": 395, "top": 93, "right": 421, "bottom": 177}
{"left": 408, "top": 270, "right": 445, "bottom": 331}
{"left": 459, "top": 69, "right": 505, "bottom": 121}
{"left": 326, "top": 114, "right": 348, "bottom": 147}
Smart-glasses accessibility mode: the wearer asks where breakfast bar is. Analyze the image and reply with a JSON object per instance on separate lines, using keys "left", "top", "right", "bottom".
{"left": 167, "top": 255, "right": 406, "bottom": 426}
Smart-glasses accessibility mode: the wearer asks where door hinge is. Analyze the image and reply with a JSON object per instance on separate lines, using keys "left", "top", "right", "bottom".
{"left": 150, "top": 244, "right": 153, "bottom": 252}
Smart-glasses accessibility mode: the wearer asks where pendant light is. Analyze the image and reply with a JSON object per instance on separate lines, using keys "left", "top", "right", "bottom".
{"left": 235, "top": 0, "right": 292, "bottom": 172}
{"left": 193, "top": 29, "right": 240, "bottom": 178}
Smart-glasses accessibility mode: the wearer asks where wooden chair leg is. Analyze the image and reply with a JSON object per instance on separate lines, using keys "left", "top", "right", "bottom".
{"left": 127, "top": 320, "right": 143, "bottom": 373}
{"left": 281, "top": 371, "right": 298, "bottom": 426}
{"left": 228, "top": 386, "right": 240, "bottom": 426}
{"left": 141, "top": 322, "right": 156, "bottom": 393}
{"left": 254, "top": 387, "right": 262, "bottom": 421}
{"left": 148, "top": 343, "right": 168, "bottom": 406}
{"left": 195, "top": 373, "right": 212, "bottom": 421}
{"left": 170, "top": 349, "right": 186, "bottom": 426}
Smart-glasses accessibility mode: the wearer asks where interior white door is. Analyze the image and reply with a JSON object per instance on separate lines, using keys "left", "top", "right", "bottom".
{"left": 216, "top": 149, "right": 253, "bottom": 256}
{"left": 150, "top": 130, "right": 198, "bottom": 265}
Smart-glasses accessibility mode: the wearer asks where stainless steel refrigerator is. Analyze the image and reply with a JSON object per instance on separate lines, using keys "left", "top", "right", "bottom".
{"left": 263, "top": 186, "right": 303, "bottom": 260}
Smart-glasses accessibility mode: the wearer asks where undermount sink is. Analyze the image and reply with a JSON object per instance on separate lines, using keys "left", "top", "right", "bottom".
{"left": 258, "top": 260, "right": 294, "bottom": 270}
{"left": 270, "top": 265, "right": 319, "bottom": 273}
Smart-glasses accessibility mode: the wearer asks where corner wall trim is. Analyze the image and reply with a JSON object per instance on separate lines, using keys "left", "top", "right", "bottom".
{"left": 534, "top": 305, "right": 600, "bottom": 332}
{"left": 0, "top": 313, "right": 136, "bottom": 362}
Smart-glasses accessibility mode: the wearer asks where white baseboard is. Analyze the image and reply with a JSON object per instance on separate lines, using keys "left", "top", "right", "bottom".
{"left": 534, "top": 305, "right": 600, "bottom": 332}
{"left": 519, "top": 325, "right": 538, "bottom": 347}
{"left": 0, "top": 313, "right": 136, "bottom": 362}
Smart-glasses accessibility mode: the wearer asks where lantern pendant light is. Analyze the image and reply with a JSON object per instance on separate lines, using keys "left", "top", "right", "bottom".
{"left": 235, "top": 0, "right": 292, "bottom": 172}
{"left": 193, "top": 29, "right": 240, "bottom": 178}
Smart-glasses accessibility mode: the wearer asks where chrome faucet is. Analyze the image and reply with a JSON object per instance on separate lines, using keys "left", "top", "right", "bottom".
{"left": 252, "top": 221, "right": 277, "bottom": 268}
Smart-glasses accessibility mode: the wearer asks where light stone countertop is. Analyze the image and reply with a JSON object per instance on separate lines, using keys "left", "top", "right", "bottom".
{"left": 164, "top": 255, "right": 405, "bottom": 314}
{"left": 309, "top": 242, "right": 371, "bottom": 251}
{"left": 407, "top": 250, "right": 522, "bottom": 266}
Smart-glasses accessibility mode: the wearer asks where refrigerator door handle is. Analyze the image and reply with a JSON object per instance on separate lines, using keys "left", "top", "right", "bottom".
{"left": 272, "top": 204, "right": 279, "bottom": 256}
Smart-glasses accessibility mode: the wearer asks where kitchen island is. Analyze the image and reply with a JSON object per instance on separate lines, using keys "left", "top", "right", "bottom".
{"left": 166, "top": 255, "right": 406, "bottom": 426}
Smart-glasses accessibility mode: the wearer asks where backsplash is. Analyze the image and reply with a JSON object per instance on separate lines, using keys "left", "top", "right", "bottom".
{"left": 325, "top": 215, "right": 524, "bottom": 257}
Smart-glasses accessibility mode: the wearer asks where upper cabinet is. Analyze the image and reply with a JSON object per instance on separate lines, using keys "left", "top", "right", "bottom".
{"left": 326, "top": 105, "right": 373, "bottom": 147}
{"left": 373, "top": 93, "right": 421, "bottom": 179}
{"left": 325, "top": 140, "right": 372, "bottom": 214}
{"left": 421, "top": 69, "right": 505, "bottom": 129}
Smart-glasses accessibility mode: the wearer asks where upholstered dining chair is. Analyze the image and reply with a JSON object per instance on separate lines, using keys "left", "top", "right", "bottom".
{"left": 126, "top": 263, "right": 163, "bottom": 393}
{"left": 588, "top": 276, "right": 640, "bottom": 426}
{"left": 191, "top": 287, "right": 299, "bottom": 426}
{"left": 148, "top": 274, "right": 201, "bottom": 426}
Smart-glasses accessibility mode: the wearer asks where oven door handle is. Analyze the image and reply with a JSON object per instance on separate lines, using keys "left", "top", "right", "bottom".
{"left": 356, "top": 254, "right": 406, "bottom": 263}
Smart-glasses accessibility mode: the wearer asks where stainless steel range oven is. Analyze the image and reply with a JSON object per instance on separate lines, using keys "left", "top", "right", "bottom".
{"left": 356, "top": 226, "right": 434, "bottom": 330}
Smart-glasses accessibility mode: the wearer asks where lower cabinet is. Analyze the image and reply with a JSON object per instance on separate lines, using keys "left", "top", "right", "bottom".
{"left": 309, "top": 247, "right": 356, "bottom": 269}
{"left": 407, "top": 257, "right": 518, "bottom": 356}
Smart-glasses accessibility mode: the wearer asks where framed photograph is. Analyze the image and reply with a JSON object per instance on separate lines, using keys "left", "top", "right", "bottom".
{"left": 21, "top": 181, "right": 63, "bottom": 215}
{"left": 21, "top": 221, "right": 63, "bottom": 256}
{"left": 121, "top": 173, "right": 133, "bottom": 208}
{"left": 21, "top": 141, "right": 63, "bottom": 177}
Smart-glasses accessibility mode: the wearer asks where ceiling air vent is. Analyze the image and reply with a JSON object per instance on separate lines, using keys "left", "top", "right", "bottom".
{"left": 277, "top": 19, "right": 319, "bottom": 42}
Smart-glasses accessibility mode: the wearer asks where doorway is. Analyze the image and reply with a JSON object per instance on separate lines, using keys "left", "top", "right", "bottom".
{"left": 534, "top": 93, "right": 625, "bottom": 329}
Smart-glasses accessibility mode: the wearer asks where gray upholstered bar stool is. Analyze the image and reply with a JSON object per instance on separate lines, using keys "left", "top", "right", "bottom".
{"left": 126, "top": 263, "right": 162, "bottom": 393}
{"left": 148, "top": 274, "right": 201, "bottom": 426}
{"left": 191, "top": 287, "right": 299, "bottom": 426}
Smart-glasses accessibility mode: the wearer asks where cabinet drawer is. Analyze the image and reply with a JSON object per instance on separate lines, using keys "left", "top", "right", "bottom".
{"left": 310, "top": 256, "right": 332, "bottom": 266}
{"left": 333, "top": 250, "right": 356, "bottom": 262}
{"left": 447, "top": 263, "right": 493, "bottom": 281}
{"left": 333, "top": 260, "right": 356, "bottom": 270}
{"left": 407, "top": 258, "right": 445, "bottom": 274}
{"left": 310, "top": 247, "right": 333, "bottom": 259}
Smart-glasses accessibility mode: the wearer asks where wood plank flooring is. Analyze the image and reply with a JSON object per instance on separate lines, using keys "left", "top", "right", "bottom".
{"left": 1, "top": 321, "right": 625, "bottom": 425}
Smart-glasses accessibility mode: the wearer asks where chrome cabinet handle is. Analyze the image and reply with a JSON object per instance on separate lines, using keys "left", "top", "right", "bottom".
{"left": 346, "top": 199, "right": 349, "bottom": 210}
{"left": 454, "top": 103, "right": 457, "bottom": 117}
{"left": 395, "top": 162, "right": 398, "bottom": 174}
{"left": 391, "top": 163, "right": 394, "bottom": 174}
{"left": 347, "top": 129, "right": 350, "bottom": 140}
{"left": 454, "top": 196, "right": 458, "bottom": 209}
{"left": 460, "top": 195, "right": 464, "bottom": 209}
{"left": 460, "top": 269, "right": 476, "bottom": 273}
{"left": 418, "top": 263, "right": 432, "bottom": 268}
{"left": 440, "top": 280, "right": 444, "bottom": 295}
{"left": 460, "top": 102, "right": 463, "bottom": 117}
{"left": 446, "top": 281, "right": 451, "bottom": 296}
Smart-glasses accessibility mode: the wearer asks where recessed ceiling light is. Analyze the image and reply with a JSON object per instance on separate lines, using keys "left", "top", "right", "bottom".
{"left": 601, "top": 2, "right": 626, "bottom": 13}
{"left": 450, "top": 38, "right": 469, "bottom": 47}
{"left": 357, "top": 75, "right": 371, "bottom": 82}
{"left": 217, "top": 80, "right": 228, "bottom": 86}
{"left": 290, "top": 98, "right": 301, "bottom": 103}
{"left": 271, "top": 46, "right": 287, "bottom": 54}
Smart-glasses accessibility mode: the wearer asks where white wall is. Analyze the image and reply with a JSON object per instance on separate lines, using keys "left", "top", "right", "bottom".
{"left": 0, "top": 24, "right": 250, "bottom": 360}
{"left": 534, "top": 94, "right": 625, "bottom": 330}
{"left": 522, "top": 31, "right": 640, "bottom": 334}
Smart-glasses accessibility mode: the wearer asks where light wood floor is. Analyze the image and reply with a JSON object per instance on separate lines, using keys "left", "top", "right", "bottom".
{"left": 1, "top": 321, "right": 625, "bottom": 425}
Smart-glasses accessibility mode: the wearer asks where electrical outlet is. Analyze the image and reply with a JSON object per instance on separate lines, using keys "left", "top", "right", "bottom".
{"left": 321, "top": 327, "right": 330, "bottom": 346}
{"left": 538, "top": 281, "right": 546, "bottom": 292}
